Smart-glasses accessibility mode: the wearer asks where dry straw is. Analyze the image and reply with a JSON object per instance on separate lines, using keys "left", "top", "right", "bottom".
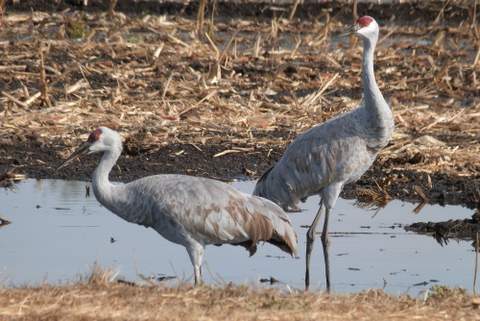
{"left": 0, "top": 273, "right": 478, "bottom": 321}
{"left": 0, "top": 1, "right": 478, "bottom": 195}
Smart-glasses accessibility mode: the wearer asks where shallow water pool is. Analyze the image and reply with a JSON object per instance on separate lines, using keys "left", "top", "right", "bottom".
{"left": 0, "top": 179, "right": 475, "bottom": 295}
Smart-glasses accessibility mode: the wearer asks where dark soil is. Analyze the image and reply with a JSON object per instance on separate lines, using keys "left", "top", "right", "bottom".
{"left": 7, "top": 0, "right": 473, "bottom": 25}
{"left": 1, "top": 135, "right": 479, "bottom": 209}
{"left": 405, "top": 211, "right": 480, "bottom": 244}
{"left": 0, "top": 1, "right": 479, "bottom": 209}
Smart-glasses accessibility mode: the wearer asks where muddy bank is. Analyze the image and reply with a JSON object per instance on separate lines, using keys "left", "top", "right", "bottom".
{"left": 0, "top": 3, "right": 479, "bottom": 208}
{"left": 405, "top": 210, "right": 480, "bottom": 244}
{"left": 1, "top": 136, "right": 479, "bottom": 209}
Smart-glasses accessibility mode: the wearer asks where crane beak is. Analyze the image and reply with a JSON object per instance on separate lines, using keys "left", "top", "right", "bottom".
{"left": 56, "top": 142, "right": 91, "bottom": 171}
{"left": 341, "top": 24, "right": 360, "bottom": 37}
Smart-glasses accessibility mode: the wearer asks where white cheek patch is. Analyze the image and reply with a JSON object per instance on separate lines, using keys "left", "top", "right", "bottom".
{"left": 357, "top": 21, "right": 378, "bottom": 37}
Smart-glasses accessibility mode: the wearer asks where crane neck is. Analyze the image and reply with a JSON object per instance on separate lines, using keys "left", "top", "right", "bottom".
{"left": 361, "top": 36, "right": 392, "bottom": 121}
{"left": 359, "top": 34, "right": 394, "bottom": 148}
{"left": 361, "top": 37, "right": 383, "bottom": 106}
{"left": 92, "top": 146, "right": 122, "bottom": 209}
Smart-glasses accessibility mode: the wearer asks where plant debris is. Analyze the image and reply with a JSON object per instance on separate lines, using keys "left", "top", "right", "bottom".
{"left": 0, "top": 169, "right": 26, "bottom": 188}
{"left": 405, "top": 209, "right": 480, "bottom": 245}
{"left": 0, "top": 215, "right": 11, "bottom": 227}
{"left": 0, "top": 280, "right": 478, "bottom": 321}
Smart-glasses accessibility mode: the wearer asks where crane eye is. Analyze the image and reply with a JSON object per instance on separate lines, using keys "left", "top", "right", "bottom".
{"left": 88, "top": 128, "right": 103, "bottom": 143}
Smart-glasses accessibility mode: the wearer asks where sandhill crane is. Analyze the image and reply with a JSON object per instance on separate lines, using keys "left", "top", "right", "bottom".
{"left": 58, "top": 127, "right": 297, "bottom": 286}
{"left": 254, "top": 16, "right": 394, "bottom": 291}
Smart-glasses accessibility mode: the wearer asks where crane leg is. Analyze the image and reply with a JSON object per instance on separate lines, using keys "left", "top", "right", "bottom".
{"left": 321, "top": 207, "right": 331, "bottom": 293}
{"left": 305, "top": 201, "right": 324, "bottom": 291}
{"left": 187, "top": 243, "right": 204, "bottom": 286}
{"left": 319, "top": 182, "right": 342, "bottom": 293}
{"left": 194, "top": 265, "right": 202, "bottom": 286}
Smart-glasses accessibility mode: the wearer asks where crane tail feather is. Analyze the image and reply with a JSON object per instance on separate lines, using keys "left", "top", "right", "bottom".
{"left": 222, "top": 193, "right": 298, "bottom": 257}
{"left": 234, "top": 226, "right": 296, "bottom": 257}
{"left": 269, "top": 224, "right": 298, "bottom": 257}
{"left": 240, "top": 203, "right": 298, "bottom": 257}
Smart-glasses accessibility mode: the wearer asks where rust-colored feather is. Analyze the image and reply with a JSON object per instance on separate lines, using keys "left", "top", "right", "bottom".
{"left": 226, "top": 196, "right": 297, "bottom": 256}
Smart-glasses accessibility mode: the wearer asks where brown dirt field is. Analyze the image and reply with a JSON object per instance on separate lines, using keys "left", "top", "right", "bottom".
{"left": 0, "top": 1, "right": 479, "bottom": 209}
{"left": 1, "top": 280, "right": 479, "bottom": 321}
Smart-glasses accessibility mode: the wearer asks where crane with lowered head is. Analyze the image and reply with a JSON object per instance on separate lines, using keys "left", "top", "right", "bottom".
{"left": 58, "top": 127, "right": 298, "bottom": 286}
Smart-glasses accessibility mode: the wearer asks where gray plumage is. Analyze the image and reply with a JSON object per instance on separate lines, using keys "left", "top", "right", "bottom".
{"left": 254, "top": 98, "right": 393, "bottom": 210}
{"left": 253, "top": 16, "right": 394, "bottom": 291}
{"left": 58, "top": 127, "right": 297, "bottom": 286}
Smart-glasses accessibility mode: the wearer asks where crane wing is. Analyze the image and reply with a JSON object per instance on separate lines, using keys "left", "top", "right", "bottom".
{"left": 254, "top": 110, "right": 366, "bottom": 208}
{"left": 124, "top": 175, "right": 297, "bottom": 256}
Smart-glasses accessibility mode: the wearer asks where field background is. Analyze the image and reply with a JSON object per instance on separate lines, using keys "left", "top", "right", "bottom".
{"left": 0, "top": 2, "right": 480, "bottom": 320}
{"left": 0, "top": 0, "right": 479, "bottom": 207}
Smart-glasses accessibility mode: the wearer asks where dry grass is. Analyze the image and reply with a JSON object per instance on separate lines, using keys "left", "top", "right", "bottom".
{"left": 1, "top": 279, "right": 479, "bottom": 321}
{"left": 355, "top": 180, "right": 392, "bottom": 209}
{"left": 1, "top": 267, "right": 478, "bottom": 321}
{"left": 0, "top": 2, "right": 479, "bottom": 179}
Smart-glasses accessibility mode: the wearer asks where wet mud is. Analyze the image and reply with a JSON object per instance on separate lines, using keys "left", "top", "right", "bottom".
{"left": 405, "top": 210, "right": 480, "bottom": 245}
{"left": 1, "top": 135, "right": 479, "bottom": 209}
